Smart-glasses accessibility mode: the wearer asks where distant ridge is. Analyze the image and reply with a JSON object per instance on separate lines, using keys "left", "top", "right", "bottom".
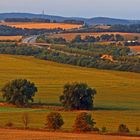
{"left": 0, "top": 13, "right": 140, "bottom": 25}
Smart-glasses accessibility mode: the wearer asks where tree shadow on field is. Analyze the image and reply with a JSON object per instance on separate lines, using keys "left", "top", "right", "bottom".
{"left": 94, "top": 106, "right": 134, "bottom": 111}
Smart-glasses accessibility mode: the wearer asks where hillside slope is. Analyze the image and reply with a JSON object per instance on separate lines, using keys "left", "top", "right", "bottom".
{"left": 0, "top": 54, "right": 139, "bottom": 109}
{"left": 0, "top": 13, "right": 140, "bottom": 25}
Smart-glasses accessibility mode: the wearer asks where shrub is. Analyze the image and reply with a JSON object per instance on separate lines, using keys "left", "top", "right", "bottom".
{"left": 92, "top": 127, "right": 100, "bottom": 132}
{"left": 60, "top": 82, "right": 96, "bottom": 110}
{"left": 5, "top": 121, "right": 14, "bottom": 128}
{"left": 118, "top": 124, "right": 130, "bottom": 133}
{"left": 136, "top": 127, "right": 140, "bottom": 132}
{"left": 101, "top": 127, "right": 107, "bottom": 133}
{"left": 73, "top": 112, "right": 95, "bottom": 132}
{"left": 45, "top": 112, "right": 64, "bottom": 130}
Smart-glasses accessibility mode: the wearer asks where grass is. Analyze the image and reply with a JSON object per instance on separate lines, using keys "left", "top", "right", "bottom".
{"left": 49, "top": 32, "right": 140, "bottom": 41}
{"left": 0, "top": 54, "right": 140, "bottom": 131}
{"left": 0, "top": 22, "right": 82, "bottom": 29}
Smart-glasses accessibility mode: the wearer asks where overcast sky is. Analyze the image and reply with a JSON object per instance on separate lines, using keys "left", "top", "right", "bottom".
{"left": 0, "top": 0, "right": 140, "bottom": 19}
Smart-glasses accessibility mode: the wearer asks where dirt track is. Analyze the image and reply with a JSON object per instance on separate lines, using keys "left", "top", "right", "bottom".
{"left": 0, "top": 129, "right": 140, "bottom": 140}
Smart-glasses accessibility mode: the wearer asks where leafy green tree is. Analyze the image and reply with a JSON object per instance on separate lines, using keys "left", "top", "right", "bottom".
{"left": 84, "top": 36, "right": 96, "bottom": 42}
{"left": 73, "top": 112, "right": 95, "bottom": 132}
{"left": 72, "top": 35, "right": 83, "bottom": 43}
{"left": 45, "top": 112, "right": 64, "bottom": 130}
{"left": 60, "top": 82, "right": 96, "bottom": 110}
{"left": 115, "top": 34, "right": 124, "bottom": 41}
{"left": 1, "top": 79, "right": 37, "bottom": 107}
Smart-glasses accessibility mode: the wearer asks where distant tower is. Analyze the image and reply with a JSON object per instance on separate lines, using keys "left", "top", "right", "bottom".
{"left": 41, "top": 10, "right": 45, "bottom": 18}
{"left": 42, "top": 10, "right": 45, "bottom": 15}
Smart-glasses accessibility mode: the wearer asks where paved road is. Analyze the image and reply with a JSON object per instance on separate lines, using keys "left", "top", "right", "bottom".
{"left": 22, "top": 35, "right": 39, "bottom": 43}
{"left": 0, "top": 129, "right": 140, "bottom": 140}
{"left": 21, "top": 36, "right": 80, "bottom": 56}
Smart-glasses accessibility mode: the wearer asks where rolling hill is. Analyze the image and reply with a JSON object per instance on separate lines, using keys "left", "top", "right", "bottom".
{"left": 0, "top": 55, "right": 140, "bottom": 131}
{"left": 0, "top": 13, "right": 140, "bottom": 25}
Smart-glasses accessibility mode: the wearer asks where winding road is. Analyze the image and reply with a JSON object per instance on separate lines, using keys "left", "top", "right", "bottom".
{"left": 22, "top": 35, "right": 39, "bottom": 43}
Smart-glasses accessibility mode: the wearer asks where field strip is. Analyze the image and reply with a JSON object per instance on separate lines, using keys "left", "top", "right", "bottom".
{"left": 0, "top": 129, "right": 140, "bottom": 140}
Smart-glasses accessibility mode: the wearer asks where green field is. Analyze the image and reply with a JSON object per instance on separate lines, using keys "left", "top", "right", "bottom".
{"left": 0, "top": 54, "right": 140, "bottom": 131}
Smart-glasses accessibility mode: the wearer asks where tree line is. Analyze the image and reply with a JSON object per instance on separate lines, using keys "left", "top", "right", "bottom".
{"left": 0, "top": 43, "right": 139, "bottom": 73}
{"left": 36, "top": 34, "right": 124, "bottom": 44}
{"left": 4, "top": 18, "right": 84, "bottom": 25}
{"left": 0, "top": 25, "right": 63, "bottom": 36}
{"left": 63, "top": 24, "right": 140, "bottom": 33}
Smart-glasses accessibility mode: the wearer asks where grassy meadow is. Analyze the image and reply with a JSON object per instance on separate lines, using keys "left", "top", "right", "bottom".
{"left": 0, "top": 54, "right": 140, "bottom": 131}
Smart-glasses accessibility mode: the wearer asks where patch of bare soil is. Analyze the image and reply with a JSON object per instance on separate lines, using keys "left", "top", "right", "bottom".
{"left": 0, "top": 129, "right": 140, "bottom": 140}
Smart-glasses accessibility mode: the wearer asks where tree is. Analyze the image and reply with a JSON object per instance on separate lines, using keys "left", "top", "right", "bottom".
{"left": 84, "top": 36, "right": 96, "bottom": 42}
{"left": 73, "top": 112, "right": 95, "bottom": 132}
{"left": 115, "top": 34, "right": 124, "bottom": 41}
{"left": 60, "top": 82, "right": 96, "bottom": 110}
{"left": 71, "top": 35, "right": 83, "bottom": 43}
{"left": 118, "top": 124, "right": 130, "bottom": 133}
{"left": 45, "top": 112, "right": 64, "bottom": 130}
{"left": 1, "top": 79, "right": 38, "bottom": 107}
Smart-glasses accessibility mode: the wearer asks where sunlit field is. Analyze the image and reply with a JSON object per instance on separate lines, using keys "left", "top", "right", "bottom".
{"left": 0, "top": 22, "right": 82, "bottom": 29}
{"left": 49, "top": 32, "right": 140, "bottom": 41}
{"left": 129, "top": 46, "right": 140, "bottom": 52}
{"left": 0, "top": 54, "right": 140, "bottom": 131}
{"left": 0, "top": 36, "right": 22, "bottom": 41}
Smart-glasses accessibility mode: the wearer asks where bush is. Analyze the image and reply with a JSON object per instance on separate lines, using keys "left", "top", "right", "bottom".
{"left": 73, "top": 112, "right": 95, "bottom": 132}
{"left": 92, "top": 127, "right": 100, "bottom": 132}
{"left": 45, "top": 112, "right": 64, "bottom": 130}
{"left": 118, "top": 124, "right": 130, "bottom": 133}
{"left": 101, "top": 127, "right": 107, "bottom": 133}
{"left": 60, "top": 82, "right": 96, "bottom": 110}
{"left": 136, "top": 127, "right": 140, "bottom": 132}
{"left": 5, "top": 122, "right": 14, "bottom": 128}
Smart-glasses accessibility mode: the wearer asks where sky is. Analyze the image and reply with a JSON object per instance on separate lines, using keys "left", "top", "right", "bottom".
{"left": 0, "top": 0, "right": 140, "bottom": 19}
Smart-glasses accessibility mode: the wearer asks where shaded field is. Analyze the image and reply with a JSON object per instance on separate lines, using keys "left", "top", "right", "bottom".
{"left": 0, "top": 55, "right": 140, "bottom": 131}
{"left": 0, "top": 36, "right": 22, "bottom": 41}
{"left": 0, "top": 129, "right": 140, "bottom": 140}
{"left": 49, "top": 32, "right": 140, "bottom": 41}
{"left": 0, "top": 22, "right": 82, "bottom": 29}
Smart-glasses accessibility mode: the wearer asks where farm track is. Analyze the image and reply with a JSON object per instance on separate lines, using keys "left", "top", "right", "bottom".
{"left": 0, "top": 129, "right": 140, "bottom": 140}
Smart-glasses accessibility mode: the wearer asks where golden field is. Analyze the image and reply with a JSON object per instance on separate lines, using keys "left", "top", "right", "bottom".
{"left": 0, "top": 22, "right": 82, "bottom": 29}
{"left": 0, "top": 36, "right": 22, "bottom": 41}
{"left": 0, "top": 55, "right": 139, "bottom": 131}
{"left": 129, "top": 46, "right": 140, "bottom": 52}
{"left": 49, "top": 32, "right": 140, "bottom": 41}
